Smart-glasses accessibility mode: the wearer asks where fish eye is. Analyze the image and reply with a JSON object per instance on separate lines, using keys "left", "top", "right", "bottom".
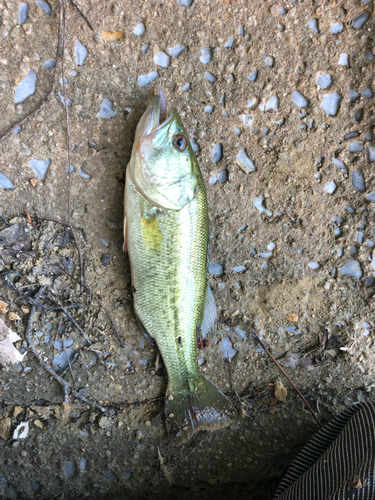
{"left": 173, "top": 135, "right": 187, "bottom": 152}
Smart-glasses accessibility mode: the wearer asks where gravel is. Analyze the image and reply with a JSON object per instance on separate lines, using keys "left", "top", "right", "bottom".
{"left": 142, "top": 44, "right": 149, "bottom": 53}
{"left": 308, "top": 262, "right": 320, "bottom": 269}
{"left": 361, "top": 87, "right": 373, "bottom": 98}
{"left": 350, "top": 245, "right": 358, "bottom": 256}
{"left": 208, "top": 263, "right": 223, "bottom": 276}
{"left": 347, "top": 141, "right": 364, "bottom": 152}
{"left": 212, "top": 143, "right": 223, "bottom": 163}
{"left": 266, "top": 96, "right": 279, "bottom": 112}
{"left": 0, "top": 173, "right": 14, "bottom": 190}
{"left": 220, "top": 338, "right": 237, "bottom": 359}
{"left": 330, "top": 23, "right": 343, "bottom": 34}
{"left": 133, "top": 23, "right": 145, "bottom": 35}
{"left": 29, "top": 159, "right": 51, "bottom": 180}
{"left": 292, "top": 90, "right": 309, "bottom": 107}
{"left": 366, "top": 192, "right": 375, "bottom": 202}
{"left": 79, "top": 168, "right": 91, "bottom": 179}
{"left": 138, "top": 71, "right": 159, "bottom": 86}
{"left": 36, "top": 0, "right": 51, "bottom": 15}
{"left": 217, "top": 169, "right": 228, "bottom": 183}
{"left": 351, "top": 13, "right": 369, "bottom": 29}
{"left": 200, "top": 48, "right": 212, "bottom": 64}
{"left": 177, "top": 0, "right": 193, "bottom": 6}
{"left": 224, "top": 36, "right": 234, "bottom": 49}
{"left": 233, "top": 266, "right": 246, "bottom": 273}
{"left": 246, "top": 96, "right": 259, "bottom": 110}
{"left": 344, "top": 131, "right": 359, "bottom": 140}
{"left": 338, "top": 53, "right": 349, "bottom": 66}
{"left": 254, "top": 197, "right": 272, "bottom": 216}
{"left": 248, "top": 70, "right": 258, "bottom": 81}
{"left": 321, "top": 92, "right": 342, "bottom": 116}
{"left": 190, "top": 138, "right": 200, "bottom": 155}
{"left": 154, "top": 52, "right": 170, "bottom": 68}
{"left": 65, "top": 461, "right": 76, "bottom": 478}
{"left": 263, "top": 55, "right": 274, "bottom": 67}
{"left": 316, "top": 73, "right": 332, "bottom": 89}
{"left": 98, "top": 98, "right": 117, "bottom": 119}
{"left": 15, "top": 69, "right": 37, "bottom": 103}
{"left": 204, "top": 105, "right": 214, "bottom": 113}
{"left": 75, "top": 40, "right": 88, "bottom": 66}
{"left": 236, "top": 149, "right": 256, "bottom": 172}
{"left": 333, "top": 159, "right": 346, "bottom": 171}
{"left": 307, "top": 19, "right": 319, "bottom": 33}
{"left": 58, "top": 92, "right": 72, "bottom": 107}
{"left": 18, "top": 2, "right": 29, "bottom": 25}
{"left": 182, "top": 82, "right": 191, "bottom": 91}
{"left": 204, "top": 72, "right": 216, "bottom": 82}
{"left": 351, "top": 169, "right": 366, "bottom": 192}
{"left": 354, "top": 109, "right": 363, "bottom": 122}
{"left": 168, "top": 45, "right": 185, "bottom": 58}
{"left": 325, "top": 181, "right": 337, "bottom": 194}
{"left": 349, "top": 90, "right": 360, "bottom": 102}
{"left": 43, "top": 59, "right": 56, "bottom": 68}
{"left": 366, "top": 146, "right": 375, "bottom": 162}
{"left": 339, "top": 258, "right": 362, "bottom": 279}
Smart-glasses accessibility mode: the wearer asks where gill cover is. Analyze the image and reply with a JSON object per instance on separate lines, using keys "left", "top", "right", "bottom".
{"left": 129, "top": 95, "right": 198, "bottom": 211}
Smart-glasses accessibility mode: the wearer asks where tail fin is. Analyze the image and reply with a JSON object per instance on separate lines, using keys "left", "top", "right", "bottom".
{"left": 165, "top": 374, "right": 236, "bottom": 446}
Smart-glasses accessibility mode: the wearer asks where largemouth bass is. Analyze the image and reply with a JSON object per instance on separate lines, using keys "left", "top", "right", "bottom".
{"left": 124, "top": 86, "right": 235, "bottom": 444}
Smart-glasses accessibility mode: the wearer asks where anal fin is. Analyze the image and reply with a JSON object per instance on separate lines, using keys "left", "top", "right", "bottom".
{"left": 200, "top": 283, "right": 217, "bottom": 339}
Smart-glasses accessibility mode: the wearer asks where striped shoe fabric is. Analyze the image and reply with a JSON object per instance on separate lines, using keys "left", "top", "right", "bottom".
{"left": 274, "top": 401, "right": 375, "bottom": 500}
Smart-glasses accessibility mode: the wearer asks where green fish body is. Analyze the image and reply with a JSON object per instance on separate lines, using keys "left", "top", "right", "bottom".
{"left": 124, "top": 88, "right": 234, "bottom": 444}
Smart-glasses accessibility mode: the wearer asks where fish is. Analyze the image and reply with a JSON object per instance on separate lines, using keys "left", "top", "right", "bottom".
{"left": 124, "top": 86, "right": 235, "bottom": 445}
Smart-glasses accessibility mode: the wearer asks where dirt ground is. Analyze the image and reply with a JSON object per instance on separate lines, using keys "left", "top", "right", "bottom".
{"left": 0, "top": 0, "right": 374, "bottom": 498}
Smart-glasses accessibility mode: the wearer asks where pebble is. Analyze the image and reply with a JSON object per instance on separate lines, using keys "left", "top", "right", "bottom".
{"left": 75, "top": 40, "right": 88, "bottom": 66}
{"left": 14, "top": 127, "right": 21, "bottom": 134}
{"left": 138, "top": 71, "right": 159, "bottom": 86}
{"left": 233, "top": 266, "right": 246, "bottom": 273}
{"left": 352, "top": 13, "right": 369, "bottom": 29}
{"left": 314, "top": 173, "right": 321, "bottom": 179}
{"left": 236, "top": 149, "right": 256, "bottom": 172}
{"left": 142, "top": 44, "right": 149, "bottom": 53}
{"left": 344, "top": 131, "right": 359, "bottom": 140}
{"left": 219, "top": 94, "right": 225, "bottom": 106}
{"left": 140, "top": 360, "right": 147, "bottom": 366}
{"left": 325, "top": 181, "right": 337, "bottom": 194}
{"left": 0, "top": 173, "right": 14, "bottom": 190}
{"left": 248, "top": 70, "right": 258, "bottom": 82}
{"left": 234, "top": 128, "right": 241, "bottom": 136}
{"left": 300, "top": 124, "right": 307, "bottom": 130}
{"left": 338, "top": 53, "right": 349, "bottom": 67}
{"left": 366, "top": 192, "right": 375, "bottom": 202}
{"left": 364, "top": 240, "right": 375, "bottom": 247}
{"left": 367, "top": 146, "right": 375, "bottom": 162}
{"left": 36, "top": 0, "right": 51, "bottom": 15}
{"left": 58, "top": 92, "right": 72, "bottom": 107}
{"left": 177, "top": 0, "right": 193, "bottom": 6}
{"left": 365, "top": 50, "right": 373, "bottom": 60}
{"left": 246, "top": 96, "right": 259, "bottom": 110}
{"left": 308, "top": 262, "right": 320, "bottom": 269}
{"left": 364, "top": 132, "right": 372, "bottom": 141}
{"left": 292, "top": 90, "right": 309, "bottom": 107}
{"left": 15, "top": 69, "right": 37, "bottom": 103}
{"left": 332, "top": 217, "right": 343, "bottom": 224}
{"left": 220, "top": 338, "right": 237, "bottom": 360}
{"left": 168, "top": 45, "right": 185, "bottom": 58}
{"left": 280, "top": 7, "right": 287, "bottom": 14}
{"left": 200, "top": 48, "right": 212, "bottom": 64}
{"left": 351, "top": 169, "right": 366, "bottom": 192}
{"left": 29, "top": 158, "right": 51, "bottom": 180}
{"left": 224, "top": 36, "right": 234, "bottom": 49}
{"left": 364, "top": 277, "right": 375, "bottom": 287}
{"left": 43, "top": 58, "right": 56, "bottom": 69}
{"left": 154, "top": 52, "right": 170, "bottom": 68}
{"left": 259, "top": 252, "right": 272, "bottom": 258}
{"left": 65, "top": 461, "right": 76, "bottom": 478}
{"left": 321, "top": 92, "right": 342, "bottom": 116}
{"left": 254, "top": 197, "right": 272, "bottom": 216}
{"left": 208, "top": 263, "right": 223, "bottom": 276}
{"left": 101, "top": 253, "right": 112, "bottom": 267}
{"left": 205, "top": 72, "right": 216, "bottom": 83}
{"left": 182, "top": 82, "right": 191, "bottom": 91}
{"left": 238, "top": 224, "right": 247, "bottom": 232}
{"left": 190, "top": 138, "right": 200, "bottom": 155}
{"left": 217, "top": 169, "right": 228, "bottom": 183}
{"left": 212, "top": 143, "right": 223, "bottom": 163}
{"left": 330, "top": 23, "right": 343, "bottom": 34}
{"left": 54, "top": 348, "right": 76, "bottom": 371}
{"left": 350, "top": 245, "right": 358, "bottom": 256}
{"left": 18, "top": 3, "right": 29, "bottom": 25}
{"left": 250, "top": 248, "right": 257, "bottom": 256}
{"left": 262, "top": 128, "right": 269, "bottom": 135}
{"left": 263, "top": 55, "right": 274, "bottom": 67}
{"left": 31, "top": 481, "right": 41, "bottom": 493}
{"left": 361, "top": 87, "right": 373, "bottom": 98}
{"left": 266, "top": 96, "right": 279, "bottom": 112}
{"left": 345, "top": 205, "right": 354, "bottom": 213}
{"left": 349, "top": 90, "right": 360, "bottom": 103}
{"left": 337, "top": 248, "right": 343, "bottom": 257}
{"left": 268, "top": 242, "right": 276, "bottom": 250}
{"left": 204, "top": 105, "right": 214, "bottom": 113}
{"left": 209, "top": 176, "right": 217, "bottom": 185}
{"left": 334, "top": 227, "right": 341, "bottom": 237}
{"left": 316, "top": 73, "right": 332, "bottom": 89}
{"left": 234, "top": 327, "right": 247, "bottom": 341}
{"left": 339, "top": 258, "right": 362, "bottom": 279}
{"left": 80, "top": 458, "right": 87, "bottom": 470}
{"left": 278, "top": 24, "right": 284, "bottom": 32}
{"left": 133, "top": 23, "right": 145, "bottom": 36}
{"left": 307, "top": 19, "right": 319, "bottom": 33}
{"left": 275, "top": 118, "right": 284, "bottom": 126}
{"left": 101, "top": 238, "right": 109, "bottom": 247}
{"left": 347, "top": 141, "right": 364, "bottom": 152}
{"left": 97, "top": 98, "right": 117, "bottom": 118}
{"left": 238, "top": 25, "right": 245, "bottom": 36}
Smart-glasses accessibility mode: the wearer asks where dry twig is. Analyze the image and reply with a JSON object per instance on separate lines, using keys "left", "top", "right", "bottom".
{"left": 252, "top": 330, "right": 322, "bottom": 428}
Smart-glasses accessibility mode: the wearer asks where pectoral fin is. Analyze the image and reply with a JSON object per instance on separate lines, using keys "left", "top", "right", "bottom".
{"left": 200, "top": 284, "right": 217, "bottom": 338}
{"left": 141, "top": 214, "right": 163, "bottom": 252}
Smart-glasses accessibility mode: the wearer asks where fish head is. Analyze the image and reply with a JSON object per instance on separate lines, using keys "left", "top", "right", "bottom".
{"left": 130, "top": 95, "right": 198, "bottom": 211}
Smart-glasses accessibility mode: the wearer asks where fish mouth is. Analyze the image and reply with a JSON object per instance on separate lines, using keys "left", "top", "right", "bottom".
{"left": 154, "top": 85, "right": 167, "bottom": 124}
{"left": 150, "top": 85, "right": 178, "bottom": 133}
